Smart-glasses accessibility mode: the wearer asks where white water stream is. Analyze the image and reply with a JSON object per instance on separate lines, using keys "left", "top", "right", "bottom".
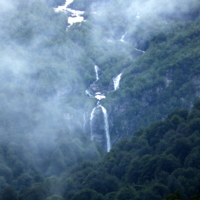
{"left": 88, "top": 65, "right": 106, "bottom": 100}
{"left": 119, "top": 31, "right": 145, "bottom": 54}
{"left": 94, "top": 65, "right": 99, "bottom": 81}
{"left": 85, "top": 89, "right": 93, "bottom": 97}
{"left": 136, "top": 12, "right": 140, "bottom": 19}
{"left": 100, "top": 105, "right": 111, "bottom": 152}
{"left": 90, "top": 106, "right": 97, "bottom": 140}
{"left": 95, "top": 92, "right": 106, "bottom": 100}
{"left": 89, "top": 104, "right": 111, "bottom": 152}
{"left": 113, "top": 73, "right": 122, "bottom": 90}
{"left": 88, "top": 66, "right": 123, "bottom": 152}
{"left": 54, "top": 1, "right": 140, "bottom": 153}
{"left": 88, "top": 65, "right": 111, "bottom": 152}
{"left": 134, "top": 47, "right": 145, "bottom": 54}
{"left": 120, "top": 32, "right": 127, "bottom": 42}
{"left": 54, "top": 0, "right": 84, "bottom": 26}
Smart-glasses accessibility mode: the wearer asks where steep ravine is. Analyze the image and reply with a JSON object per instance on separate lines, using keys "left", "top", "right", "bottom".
{"left": 54, "top": 0, "right": 200, "bottom": 150}
{"left": 87, "top": 65, "right": 123, "bottom": 152}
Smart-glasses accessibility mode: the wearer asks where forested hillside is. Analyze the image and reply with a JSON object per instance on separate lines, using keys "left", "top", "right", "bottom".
{"left": 58, "top": 100, "right": 200, "bottom": 200}
{"left": 1, "top": 100, "right": 200, "bottom": 200}
{"left": 0, "top": 0, "right": 200, "bottom": 199}
{"left": 108, "top": 16, "right": 200, "bottom": 141}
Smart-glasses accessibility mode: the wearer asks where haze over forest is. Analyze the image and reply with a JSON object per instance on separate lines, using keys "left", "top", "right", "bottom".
{"left": 0, "top": 0, "right": 200, "bottom": 199}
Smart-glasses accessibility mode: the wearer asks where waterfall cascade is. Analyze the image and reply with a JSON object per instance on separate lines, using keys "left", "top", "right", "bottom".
{"left": 120, "top": 32, "right": 127, "bottom": 42}
{"left": 100, "top": 105, "right": 111, "bottom": 152}
{"left": 119, "top": 31, "right": 144, "bottom": 54}
{"left": 95, "top": 92, "right": 106, "bottom": 100}
{"left": 134, "top": 47, "right": 145, "bottom": 54}
{"left": 87, "top": 65, "right": 123, "bottom": 152}
{"left": 88, "top": 65, "right": 112, "bottom": 152}
{"left": 90, "top": 106, "right": 97, "bottom": 140}
{"left": 89, "top": 103, "right": 111, "bottom": 152}
{"left": 85, "top": 89, "right": 93, "bottom": 97}
{"left": 113, "top": 73, "right": 122, "bottom": 90}
{"left": 94, "top": 65, "right": 99, "bottom": 81}
{"left": 54, "top": 0, "right": 84, "bottom": 26}
{"left": 136, "top": 12, "right": 140, "bottom": 19}
{"left": 86, "top": 65, "right": 105, "bottom": 100}
{"left": 55, "top": 1, "right": 135, "bottom": 152}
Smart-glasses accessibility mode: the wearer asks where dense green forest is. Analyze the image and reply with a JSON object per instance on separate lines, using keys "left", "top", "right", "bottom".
{"left": 0, "top": 0, "right": 200, "bottom": 199}
{"left": 59, "top": 100, "right": 200, "bottom": 200}
{"left": 1, "top": 100, "right": 200, "bottom": 200}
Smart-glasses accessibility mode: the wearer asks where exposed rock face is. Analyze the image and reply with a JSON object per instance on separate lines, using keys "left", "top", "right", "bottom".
{"left": 86, "top": 65, "right": 120, "bottom": 152}
{"left": 108, "top": 69, "right": 200, "bottom": 146}
{"left": 90, "top": 106, "right": 108, "bottom": 152}
{"left": 90, "top": 82, "right": 101, "bottom": 93}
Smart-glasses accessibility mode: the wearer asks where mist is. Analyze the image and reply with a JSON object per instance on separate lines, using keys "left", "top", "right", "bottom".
{"left": 0, "top": 0, "right": 100, "bottom": 182}
{"left": 0, "top": 0, "right": 198, "bottom": 167}
{"left": 0, "top": 0, "right": 200, "bottom": 198}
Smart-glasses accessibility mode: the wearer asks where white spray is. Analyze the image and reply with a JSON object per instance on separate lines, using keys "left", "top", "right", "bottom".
{"left": 120, "top": 32, "right": 127, "bottom": 42}
{"left": 85, "top": 89, "right": 93, "bottom": 97}
{"left": 134, "top": 47, "right": 145, "bottom": 54}
{"left": 87, "top": 65, "right": 118, "bottom": 152}
{"left": 113, "top": 73, "right": 122, "bottom": 90}
{"left": 54, "top": 0, "right": 84, "bottom": 26}
{"left": 94, "top": 65, "right": 99, "bottom": 81}
{"left": 136, "top": 12, "right": 140, "bottom": 19}
{"left": 99, "top": 105, "right": 111, "bottom": 152}
{"left": 90, "top": 106, "right": 97, "bottom": 140}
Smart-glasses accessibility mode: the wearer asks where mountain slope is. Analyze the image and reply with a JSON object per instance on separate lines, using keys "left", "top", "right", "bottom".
{"left": 59, "top": 100, "right": 200, "bottom": 200}
{"left": 0, "top": 0, "right": 200, "bottom": 199}
{"left": 108, "top": 17, "right": 200, "bottom": 142}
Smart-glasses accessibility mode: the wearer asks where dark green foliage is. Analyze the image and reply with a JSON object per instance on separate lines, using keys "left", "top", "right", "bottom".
{"left": 1, "top": 0, "right": 200, "bottom": 200}
{"left": 169, "top": 138, "right": 191, "bottom": 163}
{"left": 189, "top": 118, "right": 200, "bottom": 133}
{"left": 184, "top": 147, "right": 200, "bottom": 169}
{"left": 109, "top": 14, "right": 200, "bottom": 140}
{"left": 191, "top": 193, "right": 200, "bottom": 200}
{"left": 115, "top": 187, "right": 136, "bottom": 200}
{"left": 46, "top": 195, "right": 64, "bottom": 200}
{"left": 164, "top": 191, "right": 184, "bottom": 200}
{"left": 58, "top": 101, "right": 200, "bottom": 200}
{"left": 1, "top": 186, "right": 18, "bottom": 200}
{"left": 193, "top": 99, "right": 200, "bottom": 110}
{"left": 145, "top": 120, "right": 174, "bottom": 147}
{"left": 71, "top": 189, "right": 103, "bottom": 200}
{"left": 168, "top": 109, "right": 189, "bottom": 121}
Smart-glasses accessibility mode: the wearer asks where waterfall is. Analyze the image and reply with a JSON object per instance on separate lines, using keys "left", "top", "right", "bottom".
{"left": 54, "top": 0, "right": 84, "bottom": 26}
{"left": 85, "top": 89, "right": 93, "bottom": 97}
{"left": 86, "top": 67, "right": 123, "bottom": 152}
{"left": 95, "top": 92, "right": 106, "bottom": 100}
{"left": 83, "top": 114, "right": 86, "bottom": 131}
{"left": 89, "top": 104, "right": 111, "bottom": 152}
{"left": 113, "top": 73, "right": 122, "bottom": 90}
{"left": 90, "top": 106, "right": 97, "bottom": 140}
{"left": 120, "top": 32, "right": 127, "bottom": 42}
{"left": 136, "top": 12, "right": 140, "bottom": 19}
{"left": 100, "top": 105, "right": 111, "bottom": 152}
{"left": 86, "top": 64, "right": 114, "bottom": 152}
{"left": 54, "top": 0, "right": 74, "bottom": 12}
{"left": 67, "top": 9, "right": 84, "bottom": 26}
{"left": 94, "top": 65, "right": 99, "bottom": 81}
{"left": 134, "top": 47, "right": 145, "bottom": 54}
